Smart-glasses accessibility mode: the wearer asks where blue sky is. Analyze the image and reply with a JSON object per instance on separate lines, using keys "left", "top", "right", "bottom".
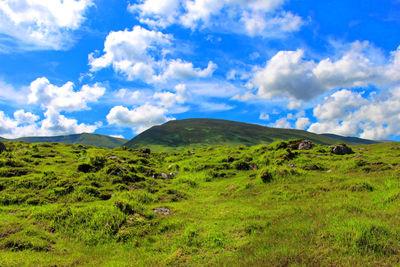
{"left": 0, "top": 0, "right": 400, "bottom": 140}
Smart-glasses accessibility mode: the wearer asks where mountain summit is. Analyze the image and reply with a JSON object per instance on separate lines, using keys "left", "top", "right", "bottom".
{"left": 124, "top": 119, "right": 378, "bottom": 151}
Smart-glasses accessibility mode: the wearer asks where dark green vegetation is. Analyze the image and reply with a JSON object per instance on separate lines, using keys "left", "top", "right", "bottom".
{"left": 126, "top": 119, "right": 379, "bottom": 151}
{"left": 1, "top": 133, "right": 127, "bottom": 149}
{"left": 1, "top": 139, "right": 400, "bottom": 266}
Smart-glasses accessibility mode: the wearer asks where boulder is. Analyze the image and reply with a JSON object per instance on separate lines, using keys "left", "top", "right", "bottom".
{"left": 0, "top": 142, "right": 6, "bottom": 153}
{"left": 288, "top": 139, "right": 315, "bottom": 150}
{"left": 298, "top": 140, "right": 315, "bottom": 150}
{"left": 330, "top": 144, "right": 354, "bottom": 155}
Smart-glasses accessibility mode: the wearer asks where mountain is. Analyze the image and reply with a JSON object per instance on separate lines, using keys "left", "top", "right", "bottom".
{"left": 1, "top": 133, "right": 127, "bottom": 149}
{"left": 124, "top": 118, "right": 379, "bottom": 151}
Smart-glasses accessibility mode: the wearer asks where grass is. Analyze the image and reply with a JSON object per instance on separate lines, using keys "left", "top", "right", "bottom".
{"left": 0, "top": 140, "right": 400, "bottom": 266}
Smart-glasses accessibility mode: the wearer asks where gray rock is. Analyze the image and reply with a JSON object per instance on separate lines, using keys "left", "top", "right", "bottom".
{"left": 298, "top": 140, "right": 315, "bottom": 150}
{"left": 161, "top": 172, "right": 169, "bottom": 179}
{"left": 152, "top": 207, "right": 170, "bottom": 215}
{"left": 330, "top": 144, "right": 354, "bottom": 155}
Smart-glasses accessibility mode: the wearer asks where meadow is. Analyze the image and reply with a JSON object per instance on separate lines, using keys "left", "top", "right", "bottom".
{"left": 0, "top": 140, "right": 400, "bottom": 266}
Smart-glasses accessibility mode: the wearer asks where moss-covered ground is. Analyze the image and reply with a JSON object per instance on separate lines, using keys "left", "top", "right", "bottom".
{"left": 1, "top": 141, "right": 400, "bottom": 266}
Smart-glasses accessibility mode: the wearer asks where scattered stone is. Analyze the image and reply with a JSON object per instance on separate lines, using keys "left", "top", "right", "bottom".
{"left": 79, "top": 156, "right": 88, "bottom": 161}
{"left": 287, "top": 163, "right": 298, "bottom": 168}
{"left": 108, "top": 155, "right": 120, "bottom": 160}
{"left": 330, "top": 144, "right": 354, "bottom": 155}
{"left": 0, "top": 142, "right": 6, "bottom": 153}
{"left": 152, "top": 207, "right": 170, "bottom": 215}
{"left": 161, "top": 173, "right": 169, "bottom": 179}
{"left": 354, "top": 155, "right": 362, "bottom": 159}
{"left": 169, "top": 172, "right": 175, "bottom": 178}
{"left": 327, "top": 170, "right": 332, "bottom": 173}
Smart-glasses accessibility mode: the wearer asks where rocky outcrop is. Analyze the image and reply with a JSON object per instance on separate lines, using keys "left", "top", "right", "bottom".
{"left": 330, "top": 144, "right": 354, "bottom": 155}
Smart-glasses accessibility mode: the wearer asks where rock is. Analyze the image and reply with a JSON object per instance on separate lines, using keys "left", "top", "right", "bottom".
{"left": 169, "top": 172, "right": 175, "bottom": 178}
{"left": 288, "top": 139, "right": 315, "bottom": 150}
{"left": 161, "top": 173, "right": 169, "bottom": 179}
{"left": 14, "top": 148, "right": 27, "bottom": 154}
{"left": 0, "top": 142, "right": 6, "bottom": 153}
{"left": 354, "top": 155, "right": 362, "bottom": 158}
{"left": 298, "top": 140, "right": 315, "bottom": 150}
{"left": 330, "top": 144, "right": 354, "bottom": 155}
{"left": 287, "top": 163, "right": 297, "bottom": 168}
{"left": 152, "top": 207, "right": 170, "bottom": 215}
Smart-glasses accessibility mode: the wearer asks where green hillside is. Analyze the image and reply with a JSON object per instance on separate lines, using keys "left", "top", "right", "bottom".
{"left": 2, "top": 133, "right": 127, "bottom": 149}
{"left": 1, "top": 140, "right": 400, "bottom": 266}
{"left": 125, "top": 118, "right": 378, "bottom": 151}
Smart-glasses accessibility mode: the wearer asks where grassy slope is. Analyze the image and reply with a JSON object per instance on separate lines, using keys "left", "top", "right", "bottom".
{"left": 1, "top": 140, "right": 400, "bottom": 266}
{"left": 12, "top": 133, "right": 127, "bottom": 149}
{"left": 125, "top": 119, "right": 378, "bottom": 151}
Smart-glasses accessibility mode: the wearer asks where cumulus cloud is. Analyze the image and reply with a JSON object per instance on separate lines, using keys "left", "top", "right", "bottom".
{"left": 89, "top": 26, "right": 216, "bottom": 83}
{"left": 0, "top": 0, "right": 93, "bottom": 51}
{"left": 308, "top": 87, "right": 400, "bottom": 139}
{"left": 161, "top": 60, "right": 217, "bottom": 81}
{"left": 273, "top": 117, "right": 291, "bottom": 128}
{"left": 28, "top": 77, "right": 105, "bottom": 112}
{"left": 128, "top": 0, "right": 302, "bottom": 37}
{"left": 295, "top": 117, "right": 310, "bottom": 130}
{"left": 0, "top": 108, "right": 99, "bottom": 139}
{"left": 14, "top": 110, "right": 39, "bottom": 124}
{"left": 106, "top": 104, "right": 174, "bottom": 133}
{"left": 154, "top": 83, "right": 188, "bottom": 108}
{"left": 250, "top": 41, "right": 400, "bottom": 101}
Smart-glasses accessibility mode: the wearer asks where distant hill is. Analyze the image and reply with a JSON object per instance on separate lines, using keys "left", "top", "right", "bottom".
{"left": 321, "top": 133, "right": 380, "bottom": 145}
{"left": 124, "top": 118, "right": 379, "bottom": 151}
{"left": 1, "top": 133, "right": 127, "bottom": 149}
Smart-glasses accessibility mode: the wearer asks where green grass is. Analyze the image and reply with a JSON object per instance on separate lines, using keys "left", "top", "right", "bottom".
{"left": 125, "top": 118, "right": 379, "bottom": 152}
{"left": 1, "top": 140, "right": 400, "bottom": 266}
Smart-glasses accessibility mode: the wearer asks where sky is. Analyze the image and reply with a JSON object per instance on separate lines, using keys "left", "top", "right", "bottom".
{"left": 0, "top": 0, "right": 400, "bottom": 141}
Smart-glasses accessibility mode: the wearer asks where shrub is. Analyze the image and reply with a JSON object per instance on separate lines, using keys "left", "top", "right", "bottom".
{"left": 259, "top": 169, "right": 273, "bottom": 183}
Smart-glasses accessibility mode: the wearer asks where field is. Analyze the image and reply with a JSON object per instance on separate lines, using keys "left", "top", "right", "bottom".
{"left": 1, "top": 140, "right": 400, "bottom": 266}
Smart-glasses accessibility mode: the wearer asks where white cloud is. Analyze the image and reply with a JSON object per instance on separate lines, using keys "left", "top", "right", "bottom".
{"left": 259, "top": 112, "right": 270, "bottom": 120}
{"left": 89, "top": 25, "right": 216, "bottom": 83}
{"left": 106, "top": 104, "right": 174, "bottom": 133}
{"left": 312, "top": 89, "right": 366, "bottom": 120}
{"left": 14, "top": 110, "right": 39, "bottom": 124}
{"left": 295, "top": 117, "right": 310, "bottom": 130}
{"left": 308, "top": 87, "right": 400, "bottom": 139}
{"left": 0, "top": 0, "right": 93, "bottom": 51}
{"left": 250, "top": 42, "right": 400, "bottom": 101}
{"left": 89, "top": 26, "right": 172, "bottom": 82}
{"left": 273, "top": 117, "right": 291, "bottom": 128}
{"left": 128, "top": 0, "right": 181, "bottom": 28}
{"left": 0, "top": 79, "right": 27, "bottom": 104}
{"left": 28, "top": 77, "right": 105, "bottom": 112}
{"left": 198, "top": 102, "right": 234, "bottom": 111}
{"left": 154, "top": 83, "right": 188, "bottom": 108}
{"left": 128, "top": 0, "right": 302, "bottom": 38}
{"left": 0, "top": 108, "right": 99, "bottom": 139}
{"left": 161, "top": 60, "right": 217, "bottom": 81}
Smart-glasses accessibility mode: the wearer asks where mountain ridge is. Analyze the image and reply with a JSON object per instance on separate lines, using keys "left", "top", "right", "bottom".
{"left": 125, "top": 118, "right": 380, "bottom": 151}
{"left": 0, "top": 133, "right": 127, "bottom": 149}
